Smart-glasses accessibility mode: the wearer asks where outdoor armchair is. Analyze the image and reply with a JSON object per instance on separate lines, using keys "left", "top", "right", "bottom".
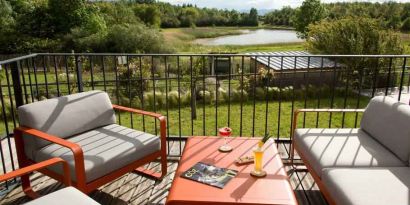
{"left": 14, "top": 90, "right": 167, "bottom": 194}
{"left": 0, "top": 157, "right": 100, "bottom": 204}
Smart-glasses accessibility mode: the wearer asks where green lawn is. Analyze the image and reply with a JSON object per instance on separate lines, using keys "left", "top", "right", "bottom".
{"left": 113, "top": 96, "right": 369, "bottom": 138}
{"left": 0, "top": 96, "right": 369, "bottom": 138}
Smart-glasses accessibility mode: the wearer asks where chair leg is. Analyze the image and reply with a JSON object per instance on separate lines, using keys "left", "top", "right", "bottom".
{"left": 290, "top": 141, "right": 295, "bottom": 166}
{"left": 135, "top": 156, "right": 167, "bottom": 180}
{"left": 160, "top": 154, "right": 167, "bottom": 178}
{"left": 21, "top": 174, "right": 39, "bottom": 199}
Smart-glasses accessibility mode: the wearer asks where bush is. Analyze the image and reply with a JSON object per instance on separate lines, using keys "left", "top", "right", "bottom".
{"left": 216, "top": 87, "right": 227, "bottom": 103}
{"left": 104, "top": 24, "right": 165, "bottom": 53}
{"left": 254, "top": 87, "right": 266, "bottom": 100}
{"left": 116, "top": 61, "right": 150, "bottom": 103}
{"left": 198, "top": 90, "right": 212, "bottom": 104}
{"left": 307, "top": 17, "right": 403, "bottom": 89}
{"left": 143, "top": 91, "right": 166, "bottom": 109}
{"left": 181, "top": 91, "right": 191, "bottom": 106}
{"left": 0, "top": 99, "right": 14, "bottom": 120}
{"left": 401, "top": 17, "right": 410, "bottom": 31}
{"left": 307, "top": 17, "right": 403, "bottom": 55}
{"left": 168, "top": 90, "right": 180, "bottom": 107}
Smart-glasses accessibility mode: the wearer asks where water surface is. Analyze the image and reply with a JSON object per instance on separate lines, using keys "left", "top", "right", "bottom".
{"left": 194, "top": 29, "right": 303, "bottom": 46}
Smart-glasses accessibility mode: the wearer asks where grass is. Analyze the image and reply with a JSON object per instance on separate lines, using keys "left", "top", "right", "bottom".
{"left": 0, "top": 89, "right": 369, "bottom": 138}
{"left": 402, "top": 33, "right": 410, "bottom": 53}
{"left": 111, "top": 96, "right": 369, "bottom": 138}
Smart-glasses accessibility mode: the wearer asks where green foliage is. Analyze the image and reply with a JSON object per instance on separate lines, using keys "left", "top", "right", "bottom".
{"left": 307, "top": 17, "right": 404, "bottom": 88}
{"left": 104, "top": 24, "right": 164, "bottom": 53}
{"left": 0, "top": 0, "right": 14, "bottom": 29}
{"left": 247, "top": 8, "right": 259, "bottom": 26}
{"left": 264, "top": 6, "right": 295, "bottom": 27}
{"left": 168, "top": 90, "right": 180, "bottom": 107}
{"left": 401, "top": 17, "right": 410, "bottom": 31}
{"left": 294, "top": 0, "right": 326, "bottom": 39}
{"left": 117, "top": 61, "right": 150, "bottom": 103}
{"left": 307, "top": 17, "right": 403, "bottom": 55}
{"left": 180, "top": 7, "right": 199, "bottom": 27}
{"left": 133, "top": 4, "right": 161, "bottom": 27}
{"left": 48, "top": 0, "right": 90, "bottom": 34}
{"left": 245, "top": 67, "right": 275, "bottom": 92}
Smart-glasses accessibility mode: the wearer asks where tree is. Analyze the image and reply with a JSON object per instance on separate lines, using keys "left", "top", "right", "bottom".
{"left": 307, "top": 17, "right": 403, "bottom": 88}
{"left": 104, "top": 24, "right": 164, "bottom": 53}
{"left": 0, "top": 0, "right": 14, "bottom": 29}
{"left": 48, "top": 0, "right": 90, "bottom": 34}
{"left": 401, "top": 17, "right": 410, "bottom": 31}
{"left": 180, "top": 7, "right": 199, "bottom": 27}
{"left": 248, "top": 8, "right": 258, "bottom": 26}
{"left": 294, "top": 0, "right": 326, "bottom": 39}
{"left": 134, "top": 4, "right": 161, "bottom": 27}
{"left": 307, "top": 17, "right": 403, "bottom": 55}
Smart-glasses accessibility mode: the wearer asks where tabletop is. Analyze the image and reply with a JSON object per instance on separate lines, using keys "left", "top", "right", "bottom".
{"left": 166, "top": 136, "right": 298, "bottom": 205}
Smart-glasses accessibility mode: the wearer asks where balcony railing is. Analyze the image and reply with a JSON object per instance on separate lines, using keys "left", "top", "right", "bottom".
{"left": 0, "top": 53, "right": 409, "bottom": 191}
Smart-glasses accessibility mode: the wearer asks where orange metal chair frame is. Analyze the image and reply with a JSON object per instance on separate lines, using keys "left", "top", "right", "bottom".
{"left": 290, "top": 108, "right": 365, "bottom": 205}
{"left": 14, "top": 104, "right": 167, "bottom": 195}
{"left": 0, "top": 157, "right": 71, "bottom": 199}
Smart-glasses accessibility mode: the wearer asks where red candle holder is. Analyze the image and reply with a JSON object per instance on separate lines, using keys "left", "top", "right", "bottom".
{"left": 218, "top": 127, "right": 233, "bottom": 152}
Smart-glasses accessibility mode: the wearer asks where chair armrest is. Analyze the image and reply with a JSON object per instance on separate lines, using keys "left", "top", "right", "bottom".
{"left": 295, "top": 108, "right": 366, "bottom": 114}
{"left": 14, "top": 127, "right": 86, "bottom": 185}
{"left": 113, "top": 104, "right": 164, "bottom": 119}
{"left": 0, "top": 158, "right": 71, "bottom": 186}
{"left": 112, "top": 104, "right": 167, "bottom": 143}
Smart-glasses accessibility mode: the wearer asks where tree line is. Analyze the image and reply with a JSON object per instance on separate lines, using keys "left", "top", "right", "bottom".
{"left": 0, "top": 0, "right": 259, "bottom": 54}
{"left": 264, "top": 1, "right": 410, "bottom": 32}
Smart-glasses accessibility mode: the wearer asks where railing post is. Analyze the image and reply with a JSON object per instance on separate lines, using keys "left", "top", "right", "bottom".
{"left": 75, "top": 55, "right": 83, "bottom": 92}
{"left": 10, "top": 62, "right": 24, "bottom": 107}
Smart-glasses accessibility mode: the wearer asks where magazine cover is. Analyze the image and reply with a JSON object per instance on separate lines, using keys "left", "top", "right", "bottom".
{"left": 181, "top": 162, "right": 238, "bottom": 189}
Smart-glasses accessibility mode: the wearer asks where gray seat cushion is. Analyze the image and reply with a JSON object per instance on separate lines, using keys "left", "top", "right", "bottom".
{"left": 294, "top": 128, "right": 405, "bottom": 177}
{"left": 322, "top": 167, "right": 410, "bottom": 205}
{"left": 33, "top": 124, "right": 160, "bottom": 183}
{"left": 24, "top": 187, "right": 100, "bottom": 205}
{"left": 361, "top": 96, "right": 410, "bottom": 163}
{"left": 19, "top": 90, "right": 116, "bottom": 159}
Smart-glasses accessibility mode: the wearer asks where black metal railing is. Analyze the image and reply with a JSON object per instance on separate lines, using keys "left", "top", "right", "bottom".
{"left": 0, "top": 53, "right": 409, "bottom": 191}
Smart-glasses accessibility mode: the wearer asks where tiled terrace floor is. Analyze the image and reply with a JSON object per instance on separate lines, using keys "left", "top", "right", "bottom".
{"left": 0, "top": 141, "right": 327, "bottom": 205}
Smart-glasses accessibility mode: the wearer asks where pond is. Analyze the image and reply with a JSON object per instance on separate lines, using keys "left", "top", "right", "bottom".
{"left": 194, "top": 29, "right": 303, "bottom": 46}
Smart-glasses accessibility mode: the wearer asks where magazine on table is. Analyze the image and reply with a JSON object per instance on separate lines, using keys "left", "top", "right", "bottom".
{"left": 181, "top": 162, "right": 238, "bottom": 189}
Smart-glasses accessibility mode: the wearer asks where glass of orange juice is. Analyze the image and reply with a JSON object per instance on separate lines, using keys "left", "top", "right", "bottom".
{"left": 251, "top": 141, "right": 267, "bottom": 177}
{"left": 253, "top": 148, "right": 264, "bottom": 173}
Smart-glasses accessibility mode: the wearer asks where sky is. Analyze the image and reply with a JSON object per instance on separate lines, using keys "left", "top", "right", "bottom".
{"left": 158, "top": 0, "right": 410, "bottom": 10}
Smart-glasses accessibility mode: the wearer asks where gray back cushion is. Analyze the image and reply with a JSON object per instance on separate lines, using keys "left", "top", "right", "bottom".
{"left": 18, "top": 90, "right": 116, "bottom": 150}
{"left": 361, "top": 96, "right": 410, "bottom": 163}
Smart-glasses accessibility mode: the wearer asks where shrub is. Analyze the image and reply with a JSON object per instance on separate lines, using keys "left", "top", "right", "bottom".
{"left": 307, "top": 17, "right": 403, "bottom": 88}
{"left": 307, "top": 17, "right": 403, "bottom": 55}
{"left": 0, "top": 99, "right": 14, "bottom": 120}
{"left": 168, "top": 90, "right": 180, "bottom": 107}
{"left": 217, "top": 87, "right": 227, "bottom": 103}
{"left": 117, "top": 61, "right": 150, "bottom": 103}
{"left": 143, "top": 91, "right": 166, "bottom": 109}
{"left": 254, "top": 87, "right": 266, "bottom": 100}
{"left": 104, "top": 24, "right": 166, "bottom": 53}
{"left": 181, "top": 91, "right": 191, "bottom": 106}
{"left": 225, "top": 89, "right": 250, "bottom": 103}
{"left": 198, "top": 90, "right": 212, "bottom": 104}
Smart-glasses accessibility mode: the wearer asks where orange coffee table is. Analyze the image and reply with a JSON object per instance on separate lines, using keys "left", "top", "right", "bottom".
{"left": 166, "top": 136, "right": 298, "bottom": 205}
